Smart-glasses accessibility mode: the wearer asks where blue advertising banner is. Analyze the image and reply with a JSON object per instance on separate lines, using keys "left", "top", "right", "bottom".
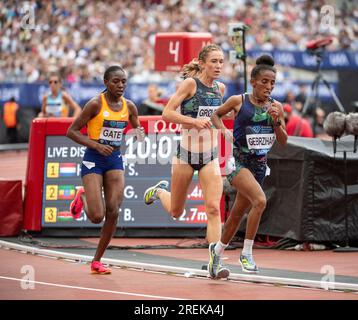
{"left": 248, "top": 50, "right": 358, "bottom": 70}
{"left": 0, "top": 80, "right": 338, "bottom": 109}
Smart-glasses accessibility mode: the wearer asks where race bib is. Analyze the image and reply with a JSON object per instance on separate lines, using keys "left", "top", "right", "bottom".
{"left": 99, "top": 120, "right": 127, "bottom": 147}
{"left": 100, "top": 127, "right": 124, "bottom": 141}
{"left": 197, "top": 105, "right": 220, "bottom": 118}
{"left": 46, "top": 105, "right": 63, "bottom": 117}
{"left": 246, "top": 133, "right": 275, "bottom": 150}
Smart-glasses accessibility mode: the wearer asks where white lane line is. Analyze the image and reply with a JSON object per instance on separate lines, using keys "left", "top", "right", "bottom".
{"left": 1, "top": 240, "right": 357, "bottom": 292}
{"left": 0, "top": 276, "right": 187, "bottom": 300}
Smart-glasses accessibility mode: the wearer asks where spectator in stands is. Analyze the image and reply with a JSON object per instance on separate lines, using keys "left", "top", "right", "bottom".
{"left": 283, "top": 104, "right": 313, "bottom": 137}
{"left": 294, "top": 101, "right": 304, "bottom": 114}
{"left": 295, "top": 84, "right": 308, "bottom": 106}
{"left": 139, "top": 84, "right": 168, "bottom": 116}
{"left": 38, "top": 73, "right": 81, "bottom": 118}
{"left": 0, "top": 1, "right": 356, "bottom": 83}
{"left": 2, "top": 97, "right": 19, "bottom": 143}
{"left": 314, "top": 107, "right": 330, "bottom": 140}
{"left": 284, "top": 90, "right": 296, "bottom": 106}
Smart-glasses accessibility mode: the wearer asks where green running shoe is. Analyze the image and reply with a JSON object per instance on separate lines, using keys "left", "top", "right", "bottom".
{"left": 143, "top": 180, "right": 169, "bottom": 205}
{"left": 208, "top": 243, "right": 230, "bottom": 279}
{"left": 239, "top": 254, "right": 259, "bottom": 273}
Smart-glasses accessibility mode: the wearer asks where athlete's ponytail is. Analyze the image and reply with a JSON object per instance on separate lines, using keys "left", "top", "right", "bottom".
{"left": 180, "top": 43, "right": 222, "bottom": 79}
{"left": 181, "top": 58, "right": 201, "bottom": 79}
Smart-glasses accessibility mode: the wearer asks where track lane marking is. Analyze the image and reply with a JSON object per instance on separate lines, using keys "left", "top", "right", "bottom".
{"left": 0, "top": 275, "right": 187, "bottom": 300}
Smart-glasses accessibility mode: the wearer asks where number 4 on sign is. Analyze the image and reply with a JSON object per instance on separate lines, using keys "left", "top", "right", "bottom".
{"left": 169, "top": 41, "right": 179, "bottom": 63}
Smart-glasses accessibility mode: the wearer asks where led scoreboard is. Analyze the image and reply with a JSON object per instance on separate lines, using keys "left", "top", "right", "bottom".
{"left": 24, "top": 117, "right": 229, "bottom": 231}
{"left": 41, "top": 134, "right": 207, "bottom": 228}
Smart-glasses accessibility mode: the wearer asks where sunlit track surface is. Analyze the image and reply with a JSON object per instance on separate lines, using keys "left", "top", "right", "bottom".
{"left": 1, "top": 241, "right": 358, "bottom": 300}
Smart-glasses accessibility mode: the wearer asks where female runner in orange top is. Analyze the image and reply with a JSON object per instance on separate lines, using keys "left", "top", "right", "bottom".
{"left": 67, "top": 65, "right": 144, "bottom": 274}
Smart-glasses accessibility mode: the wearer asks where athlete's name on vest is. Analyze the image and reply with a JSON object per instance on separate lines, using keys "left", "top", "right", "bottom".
{"left": 100, "top": 127, "right": 124, "bottom": 141}
{"left": 134, "top": 303, "right": 224, "bottom": 317}
{"left": 197, "top": 105, "right": 220, "bottom": 118}
{"left": 47, "top": 146, "right": 85, "bottom": 158}
{"left": 246, "top": 133, "right": 275, "bottom": 150}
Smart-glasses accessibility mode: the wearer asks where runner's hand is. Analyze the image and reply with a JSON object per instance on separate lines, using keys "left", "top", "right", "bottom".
{"left": 95, "top": 143, "right": 113, "bottom": 156}
{"left": 268, "top": 102, "right": 280, "bottom": 123}
{"left": 193, "top": 118, "right": 212, "bottom": 130}
{"left": 135, "top": 127, "right": 145, "bottom": 142}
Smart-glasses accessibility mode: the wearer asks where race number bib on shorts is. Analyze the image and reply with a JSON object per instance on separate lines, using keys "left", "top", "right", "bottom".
{"left": 197, "top": 105, "right": 220, "bottom": 118}
{"left": 246, "top": 133, "right": 275, "bottom": 150}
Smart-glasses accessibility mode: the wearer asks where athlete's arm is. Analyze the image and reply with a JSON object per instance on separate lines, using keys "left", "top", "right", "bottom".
{"left": 268, "top": 100, "right": 287, "bottom": 146}
{"left": 162, "top": 78, "right": 211, "bottom": 130}
{"left": 66, "top": 97, "right": 113, "bottom": 156}
{"left": 217, "top": 82, "right": 233, "bottom": 119}
{"left": 127, "top": 99, "right": 145, "bottom": 142}
{"left": 211, "top": 95, "right": 243, "bottom": 142}
{"left": 63, "top": 92, "right": 82, "bottom": 117}
{"left": 211, "top": 95, "right": 242, "bottom": 131}
{"left": 127, "top": 100, "right": 140, "bottom": 128}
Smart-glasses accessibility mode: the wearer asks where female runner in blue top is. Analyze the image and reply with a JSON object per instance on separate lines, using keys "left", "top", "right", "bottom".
{"left": 208, "top": 54, "right": 287, "bottom": 277}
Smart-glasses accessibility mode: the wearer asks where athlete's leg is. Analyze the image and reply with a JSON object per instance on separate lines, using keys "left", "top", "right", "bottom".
{"left": 230, "top": 168, "right": 266, "bottom": 272}
{"left": 157, "top": 157, "right": 194, "bottom": 218}
{"left": 220, "top": 191, "right": 251, "bottom": 245}
{"left": 92, "top": 169, "right": 124, "bottom": 262}
{"left": 82, "top": 173, "right": 105, "bottom": 224}
{"left": 198, "top": 160, "right": 223, "bottom": 243}
{"left": 209, "top": 190, "right": 251, "bottom": 277}
{"left": 232, "top": 168, "right": 266, "bottom": 240}
{"left": 202, "top": 160, "right": 230, "bottom": 278}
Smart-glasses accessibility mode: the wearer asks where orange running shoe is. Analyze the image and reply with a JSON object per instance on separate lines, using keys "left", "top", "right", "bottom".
{"left": 91, "top": 261, "right": 112, "bottom": 275}
{"left": 70, "top": 187, "right": 84, "bottom": 219}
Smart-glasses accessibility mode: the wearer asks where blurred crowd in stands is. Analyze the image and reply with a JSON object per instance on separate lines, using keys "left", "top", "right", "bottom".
{"left": 282, "top": 84, "right": 329, "bottom": 140}
{"left": 1, "top": 0, "right": 357, "bottom": 83}
{"left": 2, "top": 0, "right": 357, "bottom": 143}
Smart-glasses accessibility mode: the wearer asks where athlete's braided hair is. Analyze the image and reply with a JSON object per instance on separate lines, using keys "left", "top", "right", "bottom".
{"left": 181, "top": 44, "right": 222, "bottom": 79}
